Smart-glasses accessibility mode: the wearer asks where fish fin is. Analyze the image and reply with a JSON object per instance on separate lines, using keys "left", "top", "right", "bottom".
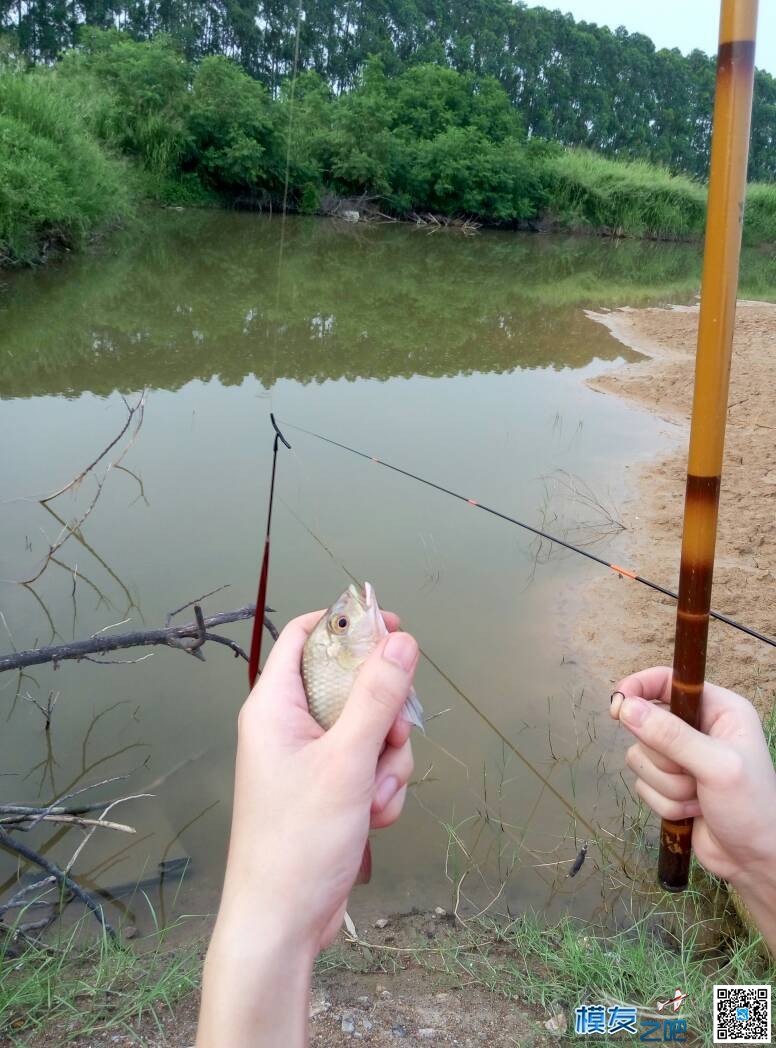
{"left": 355, "top": 840, "right": 372, "bottom": 885}
{"left": 402, "top": 686, "right": 425, "bottom": 734}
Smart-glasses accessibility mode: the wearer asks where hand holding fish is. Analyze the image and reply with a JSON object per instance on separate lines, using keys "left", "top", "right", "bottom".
{"left": 198, "top": 602, "right": 419, "bottom": 1048}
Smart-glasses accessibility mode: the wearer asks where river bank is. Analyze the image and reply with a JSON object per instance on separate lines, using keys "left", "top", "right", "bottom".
{"left": 581, "top": 300, "right": 776, "bottom": 709}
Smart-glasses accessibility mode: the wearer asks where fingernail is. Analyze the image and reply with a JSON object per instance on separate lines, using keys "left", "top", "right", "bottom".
{"left": 383, "top": 632, "right": 417, "bottom": 672}
{"left": 610, "top": 690, "right": 625, "bottom": 716}
{"left": 374, "top": 774, "right": 399, "bottom": 811}
{"left": 621, "top": 696, "right": 649, "bottom": 727}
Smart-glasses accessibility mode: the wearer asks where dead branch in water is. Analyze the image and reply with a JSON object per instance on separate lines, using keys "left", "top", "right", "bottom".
{"left": 0, "top": 603, "right": 278, "bottom": 673}
{"left": 411, "top": 212, "right": 481, "bottom": 236}
{"left": 0, "top": 827, "right": 115, "bottom": 939}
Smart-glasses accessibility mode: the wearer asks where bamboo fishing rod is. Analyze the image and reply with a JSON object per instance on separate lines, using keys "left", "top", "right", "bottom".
{"left": 657, "top": 0, "right": 759, "bottom": 892}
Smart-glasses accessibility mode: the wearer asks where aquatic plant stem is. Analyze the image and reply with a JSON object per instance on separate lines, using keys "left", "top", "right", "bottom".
{"left": 657, "top": 0, "right": 758, "bottom": 892}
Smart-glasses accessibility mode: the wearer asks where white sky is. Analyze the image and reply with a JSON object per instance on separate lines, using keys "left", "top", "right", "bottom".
{"left": 522, "top": 1, "right": 776, "bottom": 76}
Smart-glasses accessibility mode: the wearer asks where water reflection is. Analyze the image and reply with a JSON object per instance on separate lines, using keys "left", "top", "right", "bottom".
{"left": 3, "top": 212, "right": 772, "bottom": 399}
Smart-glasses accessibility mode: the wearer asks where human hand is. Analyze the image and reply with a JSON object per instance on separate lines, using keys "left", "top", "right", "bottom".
{"left": 611, "top": 667, "right": 776, "bottom": 888}
{"left": 198, "top": 611, "right": 418, "bottom": 1047}
{"left": 220, "top": 609, "right": 417, "bottom": 951}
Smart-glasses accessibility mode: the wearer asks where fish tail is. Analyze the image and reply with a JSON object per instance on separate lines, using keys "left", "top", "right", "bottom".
{"left": 355, "top": 840, "right": 372, "bottom": 885}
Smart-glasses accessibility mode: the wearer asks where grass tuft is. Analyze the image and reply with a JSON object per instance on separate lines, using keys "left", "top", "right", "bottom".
{"left": 0, "top": 915, "right": 203, "bottom": 1043}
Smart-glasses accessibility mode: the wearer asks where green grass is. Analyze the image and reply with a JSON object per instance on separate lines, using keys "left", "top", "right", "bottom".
{"left": 544, "top": 149, "right": 708, "bottom": 241}
{"left": 319, "top": 889, "right": 774, "bottom": 1047}
{"left": 0, "top": 69, "right": 132, "bottom": 265}
{"left": 0, "top": 917, "right": 203, "bottom": 1043}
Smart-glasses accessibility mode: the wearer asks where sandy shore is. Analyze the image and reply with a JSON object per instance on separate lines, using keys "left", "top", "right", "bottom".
{"left": 581, "top": 300, "right": 776, "bottom": 711}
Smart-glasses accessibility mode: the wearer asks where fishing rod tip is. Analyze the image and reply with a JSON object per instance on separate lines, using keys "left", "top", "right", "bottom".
{"left": 270, "top": 412, "right": 292, "bottom": 449}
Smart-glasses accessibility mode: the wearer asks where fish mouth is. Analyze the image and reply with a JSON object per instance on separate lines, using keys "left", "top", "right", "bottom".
{"left": 347, "top": 581, "right": 375, "bottom": 609}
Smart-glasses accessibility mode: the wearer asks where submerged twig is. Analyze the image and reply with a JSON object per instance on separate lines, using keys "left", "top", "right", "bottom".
{"left": 0, "top": 604, "right": 277, "bottom": 673}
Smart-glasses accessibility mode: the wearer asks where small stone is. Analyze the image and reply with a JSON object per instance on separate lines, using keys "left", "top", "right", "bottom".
{"left": 433, "top": 907, "right": 446, "bottom": 918}
{"left": 381, "top": 989, "right": 392, "bottom": 999}
{"left": 309, "top": 991, "right": 331, "bottom": 1019}
{"left": 122, "top": 925, "right": 138, "bottom": 940}
{"left": 544, "top": 1011, "right": 568, "bottom": 1035}
{"left": 374, "top": 917, "right": 389, "bottom": 929}
{"left": 392, "top": 1025, "right": 408, "bottom": 1038}
{"left": 418, "top": 1029, "right": 437, "bottom": 1039}
{"left": 362, "top": 1018, "right": 373, "bottom": 1032}
{"left": 342, "top": 1015, "right": 356, "bottom": 1034}
{"left": 358, "top": 995, "right": 371, "bottom": 1004}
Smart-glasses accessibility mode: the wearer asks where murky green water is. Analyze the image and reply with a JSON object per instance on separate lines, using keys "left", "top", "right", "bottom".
{"left": 0, "top": 214, "right": 770, "bottom": 933}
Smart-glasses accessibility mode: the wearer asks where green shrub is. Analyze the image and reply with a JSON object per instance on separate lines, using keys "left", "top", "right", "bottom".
{"left": 744, "top": 183, "right": 776, "bottom": 245}
{"left": 187, "top": 56, "right": 282, "bottom": 192}
{"left": 60, "top": 30, "right": 191, "bottom": 176}
{"left": 0, "top": 69, "right": 131, "bottom": 264}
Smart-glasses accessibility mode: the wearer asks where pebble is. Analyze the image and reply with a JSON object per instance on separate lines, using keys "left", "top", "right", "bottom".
{"left": 357, "top": 995, "right": 371, "bottom": 1005}
{"left": 121, "top": 925, "right": 138, "bottom": 940}
{"left": 418, "top": 1029, "right": 437, "bottom": 1039}
{"left": 362, "top": 1018, "right": 373, "bottom": 1032}
{"left": 391, "top": 1024, "right": 409, "bottom": 1038}
{"left": 341, "top": 1015, "right": 356, "bottom": 1034}
{"left": 434, "top": 907, "right": 447, "bottom": 917}
{"left": 544, "top": 1011, "right": 568, "bottom": 1035}
{"left": 309, "top": 990, "right": 331, "bottom": 1019}
{"left": 375, "top": 917, "right": 389, "bottom": 929}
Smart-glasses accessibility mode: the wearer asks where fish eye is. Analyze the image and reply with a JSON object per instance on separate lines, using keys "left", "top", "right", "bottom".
{"left": 329, "top": 613, "right": 350, "bottom": 634}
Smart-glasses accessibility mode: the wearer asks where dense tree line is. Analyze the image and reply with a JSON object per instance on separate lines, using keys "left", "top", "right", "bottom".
{"left": 3, "top": 29, "right": 776, "bottom": 265}
{"left": 1, "top": 1, "right": 775, "bottom": 181}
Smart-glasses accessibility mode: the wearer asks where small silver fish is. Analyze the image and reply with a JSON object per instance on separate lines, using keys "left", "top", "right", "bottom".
{"left": 302, "top": 581, "right": 424, "bottom": 732}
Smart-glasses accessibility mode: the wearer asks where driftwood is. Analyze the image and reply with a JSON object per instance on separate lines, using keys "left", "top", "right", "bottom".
{"left": 0, "top": 605, "right": 278, "bottom": 674}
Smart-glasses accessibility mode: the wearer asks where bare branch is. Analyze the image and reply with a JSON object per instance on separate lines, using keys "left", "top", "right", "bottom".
{"left": 40, "top": 393, "right": 145, "bottom": 505}
{"left": 0, "top": 827, "right": 115, "bottom": 939}
{"left": 0, "top": 605, "right": 278, "bottom": 673}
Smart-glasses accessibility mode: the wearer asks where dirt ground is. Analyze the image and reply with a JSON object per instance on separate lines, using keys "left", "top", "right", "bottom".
{"left": 21, "top": 301, "right": 776, "bottom": 1046}
{"left": 582, "top": 300, "right": 776, "bottom": 711}
{"left": 30, "top": 912, "right": 553, "bottom": 1047}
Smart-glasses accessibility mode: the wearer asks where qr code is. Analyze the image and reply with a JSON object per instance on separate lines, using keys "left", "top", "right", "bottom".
{"left": 714, "top": 985, "right": 771, "bottom": 1043}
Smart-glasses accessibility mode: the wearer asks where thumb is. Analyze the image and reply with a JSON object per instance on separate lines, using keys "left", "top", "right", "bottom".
{"left": 620, "top": 696, "right": 718, "bottom": 779}
{"left": 330, "top": 632, "right": 419, "bottom": 760}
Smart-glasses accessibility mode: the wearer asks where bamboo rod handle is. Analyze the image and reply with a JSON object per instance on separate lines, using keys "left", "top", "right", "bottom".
{"left": 657, "top": 0, "right": 758, "bottom": 892}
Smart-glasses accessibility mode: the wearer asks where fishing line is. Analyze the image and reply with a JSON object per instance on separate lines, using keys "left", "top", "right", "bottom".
{"left": 277, "top": 494, "right": 628, "bottom": 870}
{"left": 280, "top": 421, "right": 776, "bottom": 652}
{"left": 248, "top": 2, "right": 303, "bottom": 682}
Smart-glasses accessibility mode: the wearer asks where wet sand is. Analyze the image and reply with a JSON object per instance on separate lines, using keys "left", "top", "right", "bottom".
{"left": 581, "top": 300, "right": 776, "bottom": 711}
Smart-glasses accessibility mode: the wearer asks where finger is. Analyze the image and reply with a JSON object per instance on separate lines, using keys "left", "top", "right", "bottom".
{"left": 371, "top": 784, "right": 408, "bottom": 830}
{"left": 613, "top": 666, "right": 673, "bottom": 704}
{"left": 626, "top": 744, "right": 697, "bottom": 801}
{"left": 256, "top": 611, "right": 323, "bottom": 683}
{"left": 634, "top": 778, "right": 701, "bottom": 821}
{"left": 382, "top": 611, "right": 401, "bottom": 633}
{"left": 385, "top": 714, "right": 412, "bottom": 750}
{"left": 611, "top": 669, "right": 756, "bottom": 739}
{"left": 619, "top": 695, "right": 721, "bottom": 780}
{"left": 632, "top": 740, "right": 683, "bottom": 775}
{"left": 373, "top": 740, "right": 414, "bottom": 813}
{"left": 330, "top": 632, "right": 419, "bottom": 761}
